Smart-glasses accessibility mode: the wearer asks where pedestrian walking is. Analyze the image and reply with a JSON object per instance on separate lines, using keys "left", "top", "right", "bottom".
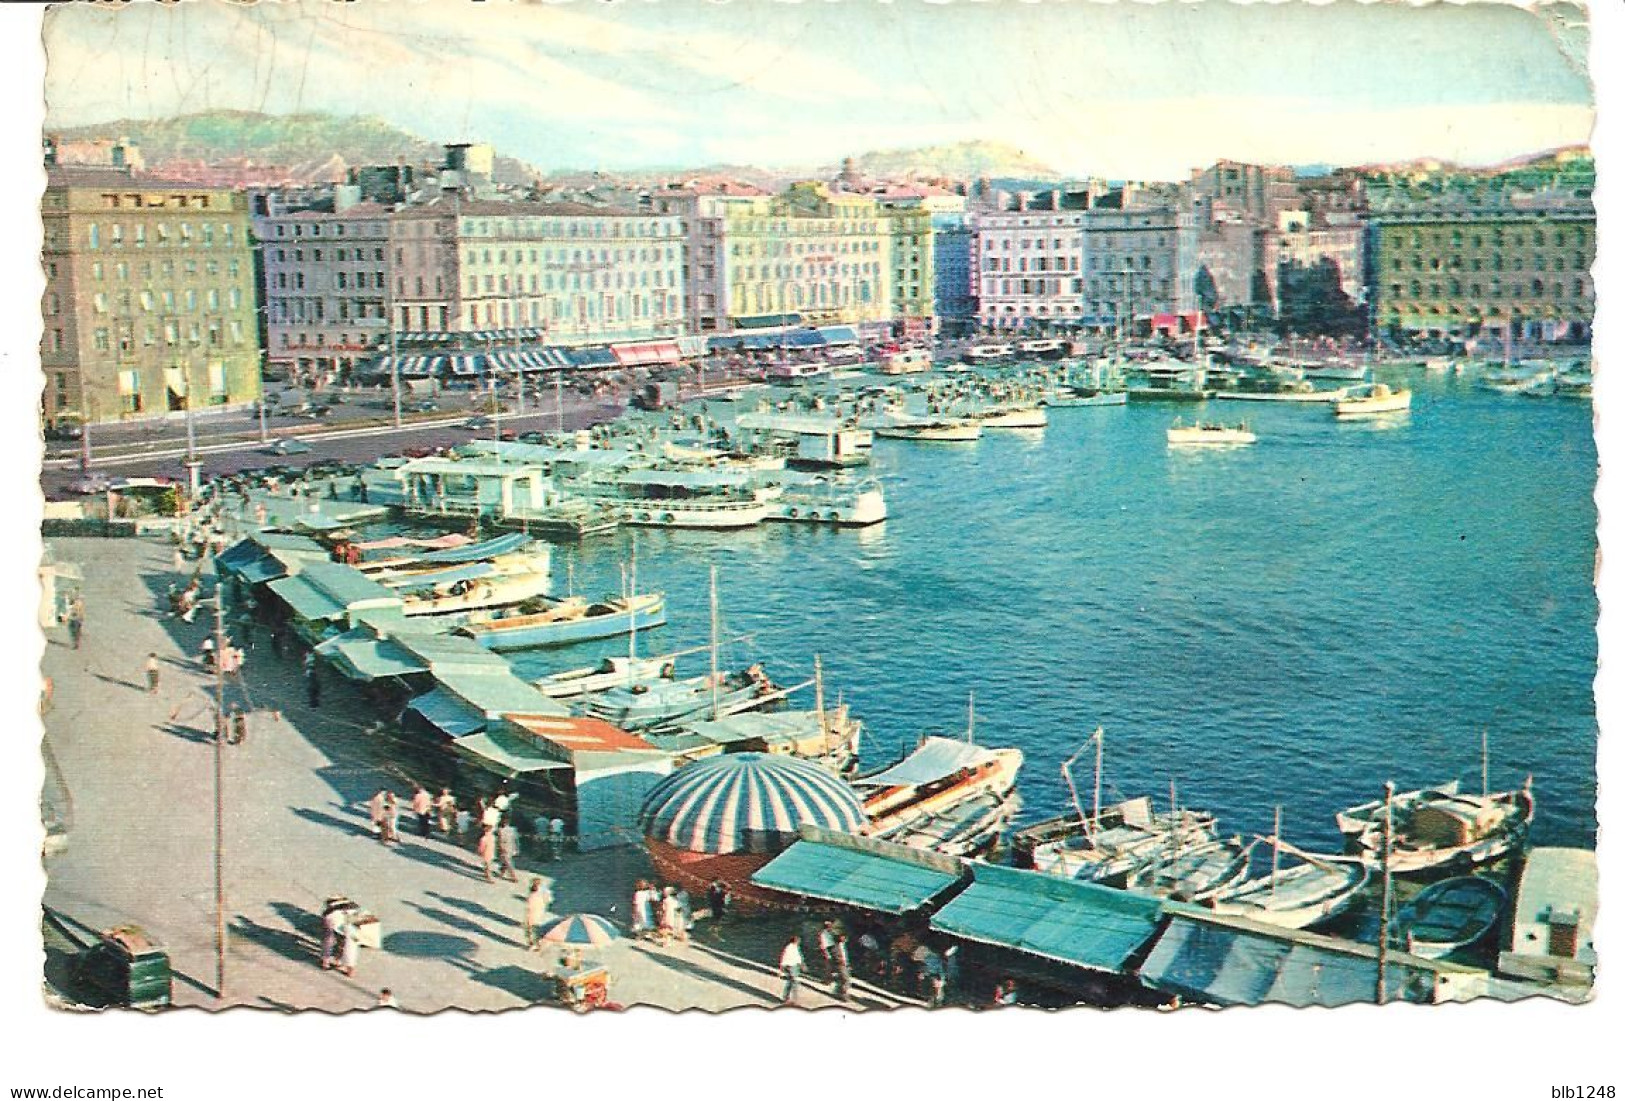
{"left": 306, "top": 667, "right": 322, "bottom": 709}
{"left": 381, "top": 792, "right": 400, "bottom": 844}
{"left": 496, "top": 820, "right": 520, "bottom": 881}
{"left": 524, "top": 877, "right": 550, "bottom": 950}
{"left": 338, "top": 918, "right": 361, "bottom": 978}
{"left": 778, "top": 934, "right": 805, "bottom": 1006}
{"left": 227, "top": 705, "right": 248, "bottom": 746}
{"left": 368, "top": 789, "right": 388, "bottom": 839}
{"left": 660, "top": 887, "right": 687, "bottom": 945}
{"left": 455, "top": 804, "right": 473, "bottom": 841}
{"left": 143, "top": 653, "right": 161, "bottom": 695}
{"left": 480, "top": 797, "right": 502, "bottom": 834}
{"left": 320, "top": 902, "right": 346, "bottom": 970}
{"left": 411, "top": 786, "right": 433, "bottom": 837}
{"left": 436, "top": 788, "right": 457, "bottom": 834}
{"left": 707, "top": 879, "right": 729, "bottom": 923}
{"left": 816, "top": 920, "right": 839, "bottom": 978}
{"left": 631, "top": 881, "right": 656, "bottom": 939}
{"left": 548, "top": 817, "right": 566, "bottom": 861}
{"left": 66, "top": 597, "right": 85, "bottom": 650}
{"left": 832, "top": 932, "right": 853, "bottom": 1003}
{"left": 476, "top": 827, "right": 498, "bottom": 882}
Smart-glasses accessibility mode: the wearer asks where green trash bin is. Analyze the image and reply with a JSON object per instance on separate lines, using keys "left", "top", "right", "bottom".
{"left": 79, "top": 925, "right": 172, "bottom": 1010}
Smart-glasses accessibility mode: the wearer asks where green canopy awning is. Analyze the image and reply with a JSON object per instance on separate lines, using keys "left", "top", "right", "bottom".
{"left": 268, "top": 574, "right": 347, "bottom": 622}
{"left": 405, "top": 687, "right": 487, "bottom": 737}
{"left": 752, "top": 829, "right": 966, "bottom": 915}
{"left": 454, "top": 729, "right": 572, "bottom": 777}
{"left": 929, "top": 863, "right": 1164, "bottom": 974}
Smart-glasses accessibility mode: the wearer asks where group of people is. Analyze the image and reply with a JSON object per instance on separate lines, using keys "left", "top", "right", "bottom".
{"left": 777, "top": 919, "right": 959, "bottom": 1008}
{"left": 365, "top": 783, "right": 568, "bottom": 885}
{"left": 319, "top": 897, "right": 367, "bottom": 977}
{"left": 629, "top": 880, "right": 694, "bottom": 945}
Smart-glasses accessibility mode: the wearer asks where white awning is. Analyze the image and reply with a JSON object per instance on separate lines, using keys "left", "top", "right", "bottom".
{"left": 854, "top": 736, "right": 997, "bottom": 788}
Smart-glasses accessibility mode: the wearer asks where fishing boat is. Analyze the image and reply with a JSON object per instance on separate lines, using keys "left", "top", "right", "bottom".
{"left": 856, "top": 704, "right": 1024, "bottom": 843}
{"left": 1166, "top": 419, "right": 1256, "bottom": 446}
{"left": 1336, "top": 777, "right": 1535, "bottom": 875}
{"left": 888, "top": 791, "right": 1020, "bottom": 858}
{"left": 1333, "top": 382, "right": 1412, "bottom": 418}
{"left": 396, "top": 564, "right": 555, "bottom": 620}
{"left": 1207, "top": 811, "right": 1370, "bottom": 929}
{"left": 880, "top": 348, "right": 932, "bottom": 375}
{"left": 460, "top": 592, "right": 666, "bottom": 651}
{"left": 1126, "top": 835, "right": 1252, "bottom": 902}
{"left": 872, "top": 416, "right": 984, "bottom": 442}
{"left": 535, "top": 654, "right": 677, "bottom": 699}
{"left": 1394, "top": 876, "right": 1509, "bottom": 959}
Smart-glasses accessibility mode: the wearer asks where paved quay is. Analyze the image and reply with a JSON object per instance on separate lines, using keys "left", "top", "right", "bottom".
{"left": 40, "top": 535, "right": 921, "bottom": 1013}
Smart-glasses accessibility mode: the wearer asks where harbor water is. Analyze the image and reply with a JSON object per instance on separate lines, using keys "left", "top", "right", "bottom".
{"left": 508, "top": 366, "right": 1597, "bottom": 854}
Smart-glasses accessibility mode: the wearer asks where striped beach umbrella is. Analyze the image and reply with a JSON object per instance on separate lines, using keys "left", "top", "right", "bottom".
{"left": 534, "top": 914, "right": 620, "bottom": 948}
{"left": 640, "top": 752, "right": 867, "bottom": 856}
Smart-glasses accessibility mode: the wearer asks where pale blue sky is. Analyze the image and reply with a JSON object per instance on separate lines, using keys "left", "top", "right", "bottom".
{"left": 43, "top": 0, "right": 1594, "bottom": 177}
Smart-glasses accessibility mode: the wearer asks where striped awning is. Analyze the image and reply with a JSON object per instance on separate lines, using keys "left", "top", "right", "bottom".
{"left": 611, "top": 341, "right": 683, "bottom": 367}
{"left": 639, "top": 752, "right": 867, "bottom": 855}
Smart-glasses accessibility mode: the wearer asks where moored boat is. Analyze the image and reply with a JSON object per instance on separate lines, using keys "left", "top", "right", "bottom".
{"left": 857, "top": 735, "right": 1024, "bottom": 841}
{"left": 460, "top": 592, "right": 666, "bottom": 651}
{"left": 963, "top": 344, "right": 1015, "bottom": 364}
{"left": 1395, "top": 875, "right": 1509, "bottom": 959}
{"left": 1336, "top": 778, "right": 1534, "bottom": 875}
{"left": 1208, "top": 831, "right": 1370, "bottom": 930}
{"left": 534, "top": 654, "right": 676, "bottom": 699}
{"left": 1044, "top": 389, "right": 1127, "bottom": 408}
{"left": 973, "top": 405, "right": 1048, "bottom": 430}
{"left": 873, "top": 416, "right": 983, "bottom": 442}
{"left": 880, "top": 348, "right": 932, "bottom": 375}
{"left": 1125, "top": 835, "right": 1253, "bottom": 902}
{"left": 1167, "top": 419, "right": 1256, "bottom": 446}
{"left": 1333, "top": 382, "right": 1412, "bottom": 418}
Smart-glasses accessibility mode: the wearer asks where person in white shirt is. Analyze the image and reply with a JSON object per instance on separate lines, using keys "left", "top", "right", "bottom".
{"left": 778, "top": 934, "right": 805, "bottom": 1006}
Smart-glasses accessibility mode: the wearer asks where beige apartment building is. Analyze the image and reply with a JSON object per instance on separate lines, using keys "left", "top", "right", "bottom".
{"left": 41, "top": 165, "right": 261, "bottom": 425}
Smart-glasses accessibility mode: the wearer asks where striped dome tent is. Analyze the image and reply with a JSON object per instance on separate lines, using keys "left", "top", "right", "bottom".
{"left": 640, "top": 752, "right": 867, "bottom": 856}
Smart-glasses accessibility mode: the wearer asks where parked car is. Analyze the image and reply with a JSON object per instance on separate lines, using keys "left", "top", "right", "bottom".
{"left": 265, "top": 438, "right": 313, "bottom": 456}
{"left": 463, "top": 415, "right": 496, "bottom": 431}
{"left": 66, "top": 472, "right": 113, "bottom": 495}
{"left": 409, "top": 399, "right": 440, "bottom": 414}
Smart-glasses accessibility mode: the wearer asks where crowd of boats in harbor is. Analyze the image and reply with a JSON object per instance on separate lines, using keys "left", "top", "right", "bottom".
{"left": 185, "top": 331, "right": 1596, "bottom": 1005}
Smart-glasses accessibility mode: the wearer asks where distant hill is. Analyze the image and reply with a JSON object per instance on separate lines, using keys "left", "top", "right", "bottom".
{"left": 842, "top": 140, "right": 1060, "bottom": 184}
{"left": 49, "top": 110, "right": 541, "bottom": 186}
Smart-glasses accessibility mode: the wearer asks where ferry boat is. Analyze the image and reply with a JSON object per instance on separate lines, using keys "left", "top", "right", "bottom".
{"left": 880, "top": 348, "right": 932, "bottom": 375}
{"left": 768, "top": 476, "right": 888, "bottom": 526}
{"left": 460, "top": 592, "right": 666, "bottom": 651}
{"left": 577, "top": 468, "right": 774, "bottom": 530}
{"left": 1335, "top": 778, "right": 1534, "bottom": 875}
{"left": 1332, "top": 382, "right": 1412, "bottom": 418}
{"left": 1166, "top": 419, "right": 1256, "bottom": 446}
{"left": 962, "top": 344, "right": 1015, "bottom": 364}
{"left": 1018, "top": 338, "right": 1068, "bottom": 360}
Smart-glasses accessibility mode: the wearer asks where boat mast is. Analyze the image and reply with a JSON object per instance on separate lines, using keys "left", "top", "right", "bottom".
{"left": 709, "top": 564, "right": 720, "bottom": 721}
{"left": 1376, "top": 780, "right": 1395, "bottom": 1005}
{"left": 627, "top": 532, "right": 639, "bottom": 676}
{"left": 966, "top": 690, "right": 975, "bottom": 745}
{"left": 1481, "top": 729, "right": 1489, "bottom": 797}
{"left": 1092, "top": 726, "right": 1104, "bottom": 833}
{"left": 814, "top": 653, "right": 828, "bottom": 751}
{"left": 1271, "top": 805, "right": 1282, "bottom": 905}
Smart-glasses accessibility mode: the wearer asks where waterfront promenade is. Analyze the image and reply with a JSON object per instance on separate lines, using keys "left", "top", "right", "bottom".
{"left": 40, "top": 535, "right": 917, "bottom": 1012}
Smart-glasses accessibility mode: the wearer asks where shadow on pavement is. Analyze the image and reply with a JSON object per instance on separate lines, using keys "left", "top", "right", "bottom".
{"left": 232, "top": 914, "right": 315, "bottom": 967}
{"left": 425, "top": 890, "right": 517, "bottom": 928}
{"left": 626, "top": 942, "right": 773, "bottom": 1005}
{"left": 381, "top": 929, "right": 479, "bottom": 963}
{"left": 466, "top": 963, "right": 556, "bottom": 1005}
{"left": 405, "top": 902, "right": 525, "bottom": 950}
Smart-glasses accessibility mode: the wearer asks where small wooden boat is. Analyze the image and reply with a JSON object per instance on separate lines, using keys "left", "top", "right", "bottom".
{"left": 857, "top": 722, "right": 1024, "bottom": 840}
{"left": 578, "top": 665, "right": 779, "bottom": 732}
{"left": 1333, "top": 382, "right": 1412, "bottom": 417}
{"left": 879, "top": 791, "right": 1018, "bottom": 859}
{"left": 1126, "top": 835, "right": 1252, "bottom": 902}
{"left": 1336, "top": 778, "right": 1535, "bottom": 875}
{"left": 1208, "top": 837, "right": 1370, "bottom": 929}
{"left": 1167, "top": 419, "right": 1256, "bottom": 446}
{"left": 535, "top": 654, "right": 676, "bottom": 699}
{"left": 973, "top": 405, "right": 1048, "bottom": 430}
{"left": 1044, "top": 390, "right": 1127, "bottom": 409}
{"left": 1395, "top": 875, "right": 1508, "bottom": 959}
{"left": 461, "top": 592, "right": 666, "bottom": 651}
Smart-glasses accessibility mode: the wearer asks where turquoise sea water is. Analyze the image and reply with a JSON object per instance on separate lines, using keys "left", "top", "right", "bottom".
{"left": 509, "top": 367, "right": 1598, "bottom": 854}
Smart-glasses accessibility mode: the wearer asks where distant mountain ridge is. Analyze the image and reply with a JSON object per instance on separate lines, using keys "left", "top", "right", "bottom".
{"left": 49, "top": 110, "right": 542, "bottom": 185}
{"left": 842, "top": 140, "right": 1060, "bottom": 183}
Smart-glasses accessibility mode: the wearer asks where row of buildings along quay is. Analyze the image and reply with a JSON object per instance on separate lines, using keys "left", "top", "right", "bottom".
{"left": 38, "top": 137, "right": 1593, "bottom": 428}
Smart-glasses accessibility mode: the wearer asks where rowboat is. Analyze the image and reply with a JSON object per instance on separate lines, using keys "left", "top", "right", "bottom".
{"left": 1395, "top": 875, "right": 1509, "bottom": 959}
{"left": 578, "top": 665, "right": 778, "bottom": 732}
{"left": 1167, "top": 420, "right": 1256, "bottom": 446}
{"left": 1336, "top": 778, "right": 1535, "bottom": 875}
{"left": 884, "top": 791, "right": 1020, "bottom": 859}
{"left": 1208, "top": 831, "right": 1370, "bottom": 930}
{"left": 1125, "top": 835, "right": 1253, "bottom": 902}
{"left": 1332, "top": 382, "right": 1412, "bottom": 417}
{"left": 460, "top": 592, "right": 666, "bottom": 651}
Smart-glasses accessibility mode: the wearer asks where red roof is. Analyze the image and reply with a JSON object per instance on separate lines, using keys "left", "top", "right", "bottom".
{"left": 506, "top": 714, "right": 658, "bottom": 755}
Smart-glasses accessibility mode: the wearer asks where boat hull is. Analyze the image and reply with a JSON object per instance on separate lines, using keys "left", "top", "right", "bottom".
{"left": 466, "top": 597, "right": 667, "bottom": 651}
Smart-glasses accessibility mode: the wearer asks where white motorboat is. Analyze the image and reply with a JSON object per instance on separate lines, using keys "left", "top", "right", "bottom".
{"left": 1167, "top": 419, "right": 1256, "bottom": 446}
{"left": 974, "top": 405, "right": 1048, "bottom": 429}
{"left": 880, "top": 348, "right": 932, "bottom": 375}
{"left": 1333, "top": 383, "right": 1412, "bottom": 418}
{"left": 963, "top": 344, "right": 1015, "bottom": 364}
{"left": 1216, "top": 381, "right": 1347, "bottom": 404}
{"left": 1336, "top": 778, "right": 1535, "bottom": 875}
{"left": 873, "top": 416, "right": 984, "bottom": 442}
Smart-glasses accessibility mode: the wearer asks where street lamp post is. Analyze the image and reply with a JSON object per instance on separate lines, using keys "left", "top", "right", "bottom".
{"left": 210, "top": 589, "right": 229, "bottom": 1000}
